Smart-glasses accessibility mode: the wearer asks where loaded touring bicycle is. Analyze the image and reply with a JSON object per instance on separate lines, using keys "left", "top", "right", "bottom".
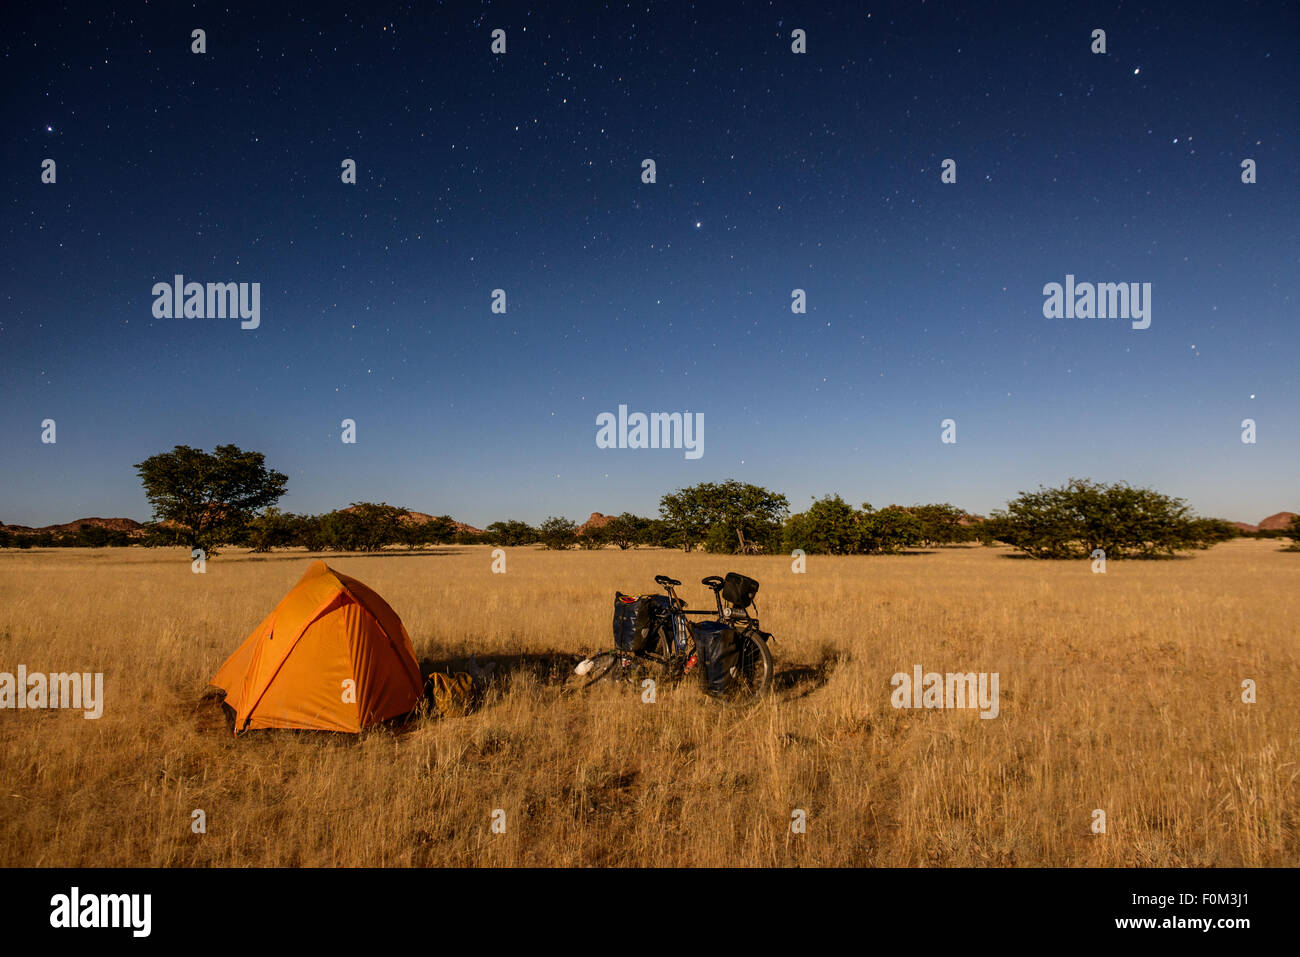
{"left": 573, "top": 572, "right": 775, "bottom": 700}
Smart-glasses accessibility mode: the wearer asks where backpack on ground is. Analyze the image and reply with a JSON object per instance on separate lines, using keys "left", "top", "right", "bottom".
{"left": 425, "top": 671, "right": 477, "bottom": 717}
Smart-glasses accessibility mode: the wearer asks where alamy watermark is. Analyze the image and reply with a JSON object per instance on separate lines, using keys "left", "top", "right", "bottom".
{"left": 890, "top": 665, "right": 999, "bottom": 719}
{"left": 0, "top": 666, "right": 103, "bottom": 718}
{"left": 596, "top": 404, "right": 703, "bottom": 459}
{"left": 151, "top": 274, "right": 260, "bottom": 329}
{"left": 50, "top": 887, "right": 150, "bottom": 937}
{"left": 1042, "top": 274, "right": 1150, "bottom": 330}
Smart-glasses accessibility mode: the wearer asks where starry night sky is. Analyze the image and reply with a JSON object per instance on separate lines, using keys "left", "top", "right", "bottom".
{"left": 2, "top": 1, "right": 1297, "bottom": 527}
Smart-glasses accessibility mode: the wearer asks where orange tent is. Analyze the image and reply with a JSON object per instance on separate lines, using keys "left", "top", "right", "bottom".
{"left": 211, "top": 560, "right": 423, "bottom": 733}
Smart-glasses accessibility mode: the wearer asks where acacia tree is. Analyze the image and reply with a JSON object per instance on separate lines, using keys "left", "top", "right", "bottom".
{"left": 660, "top": 480, "right": 788, "bottom": 553}
{"left": 988, "top": 478, "right": 1229, "bottom": 558}
{"left": 135, "top": 444, "right": 288, "bottom": 556}
{"left": 605, "top": 512, "right": 651, "bottom": 550}
{"left": 658, "top": 487, "right": 712, "bottom": 552}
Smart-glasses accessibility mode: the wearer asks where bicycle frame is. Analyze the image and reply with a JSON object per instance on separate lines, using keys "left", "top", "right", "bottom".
{"left": 661, "top": 581, "right": 763, "bottom": 644}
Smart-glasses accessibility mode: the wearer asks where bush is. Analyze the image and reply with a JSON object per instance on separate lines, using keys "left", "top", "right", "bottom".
{"left": 989, "top": 479, "right": 1231, "bottom": 559}
{"left": 244, "top": 508, "right": 297, "bottom": 552}
{"left": 860, "top": 505, "right": 922, "bottom": 553}
{"left": 1186, "top": 517, "right": 1237, "bottom": 549}
{"left": 910, "top": 503, "right": 972, "bottom": 546}
{"left": 484, "top": 520, "right": 539, "bottom": 547}
{"left": 401, "top": 515, "right": 459, "bottom": 548}
{"left": 537, "top": 516, "right": 578, "bottom": 550}
{"left": 1286, "top": 514, "right": 1300, "bottom": 552}
{"left": 781, "top": 497, "right": 923, "bottom": 555}
{"left": 316, "top": 503, "right": 406, "bottom": 552}
{"left": 782, "top": 495, "right": 859, "bottom": 555}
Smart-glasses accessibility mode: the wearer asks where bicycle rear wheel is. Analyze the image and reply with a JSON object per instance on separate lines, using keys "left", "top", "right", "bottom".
{"left": 729, "top": 631, "right": 774, "bottom": 699}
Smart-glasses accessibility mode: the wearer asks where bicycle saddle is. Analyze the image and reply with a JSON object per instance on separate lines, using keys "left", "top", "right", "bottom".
{"left": 654, "top": 574, "right": 681, "bottom": 587}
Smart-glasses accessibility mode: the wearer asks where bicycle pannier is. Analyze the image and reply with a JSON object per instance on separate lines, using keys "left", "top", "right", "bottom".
{"left": 693, "top": 620, "right": 740, "bottom": 694}
{"left": 635, "top": 594, "right": 674, "bottom": 653}
{"left": 612, "top": 593, "right": 642, "bottom": 652}
{"left": 614, "top": 593, "right": 675, "bottom": 653}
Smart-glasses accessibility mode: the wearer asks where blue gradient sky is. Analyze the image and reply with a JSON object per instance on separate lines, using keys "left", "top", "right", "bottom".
{"left": 2, "top": 2, "right": 1297, "bottom": 527}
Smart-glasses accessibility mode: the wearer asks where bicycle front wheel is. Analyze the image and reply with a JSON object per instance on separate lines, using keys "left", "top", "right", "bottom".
{"left": 569, "top": 651, "right": 620, "bottom": 689}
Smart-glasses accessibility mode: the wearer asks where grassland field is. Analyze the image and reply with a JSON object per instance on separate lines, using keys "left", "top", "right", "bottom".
{"left": 0, "top": 540, "right": 1295, "bottom": 866}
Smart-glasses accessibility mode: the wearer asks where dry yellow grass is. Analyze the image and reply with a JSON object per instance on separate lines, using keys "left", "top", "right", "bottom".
{"left": 0, "top": 540, "right": 1295, "bottom": 866}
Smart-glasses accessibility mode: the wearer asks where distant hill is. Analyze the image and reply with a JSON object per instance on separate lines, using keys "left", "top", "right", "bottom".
{"left": 1, "top": 517, "right": 145, "bottom": 537}
{"left": 576, "top": 512, "right": 616, "bottom": 536}
{"left": 1225, "top": 512, "right": 1297, "bottom": 534}
{"left": 0, "top": 510, "right": 489, "bottom": 538}
{"left": 1257, "top": 511, "right": 1298, "bottom": 531}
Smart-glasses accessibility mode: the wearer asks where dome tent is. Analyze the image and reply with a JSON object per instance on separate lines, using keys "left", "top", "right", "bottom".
{"left": 211, "top": 560, "right": 423, "bottom": 733}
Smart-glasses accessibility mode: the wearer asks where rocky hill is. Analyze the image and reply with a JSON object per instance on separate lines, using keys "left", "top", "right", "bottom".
{"left": 1257, "top": 511, "right": 1298, "bottom": 531}
{"left": 1, "top": 517, "right": 145, "bottom": 537}
{"left": 576, "top": 512, "right": 616, "bottom": 536}
{"left": 1226, "top": 512, "right": 1297, "bottom": 533}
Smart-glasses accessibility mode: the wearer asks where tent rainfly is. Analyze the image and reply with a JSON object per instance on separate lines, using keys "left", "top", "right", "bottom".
{"left": 211, "top": 560, "right": 423, "bottom": 733}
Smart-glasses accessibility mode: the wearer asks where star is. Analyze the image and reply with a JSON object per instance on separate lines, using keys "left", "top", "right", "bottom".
{"left": 694, "top": 221, "right": 702, "bottom": 229}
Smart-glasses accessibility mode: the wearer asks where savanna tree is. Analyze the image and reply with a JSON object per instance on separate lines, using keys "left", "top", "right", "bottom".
{"left": 135, "top": 444, "right": 288, "bottom": 556}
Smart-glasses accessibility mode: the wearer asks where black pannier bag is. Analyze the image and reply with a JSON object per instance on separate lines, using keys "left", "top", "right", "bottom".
{"left": 612, "top": 593, "right": 641, "bottom": 652}
{"left": 721, "top": 572, "right": 759, "bottom": 609}
{"left": 635, "top": 594, "right": 674, "bottom": 652}
{"left": 613, "top": 593, "right": 674, "bottom": 653}
{"left": 693, "top": 620, "right": 740, "bottom": 694}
